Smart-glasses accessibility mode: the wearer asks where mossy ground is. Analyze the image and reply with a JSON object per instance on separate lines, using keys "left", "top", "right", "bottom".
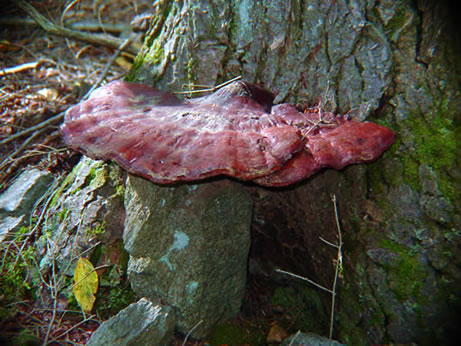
{"left": 0, "top": 227, "right": 37, "bottom": 321}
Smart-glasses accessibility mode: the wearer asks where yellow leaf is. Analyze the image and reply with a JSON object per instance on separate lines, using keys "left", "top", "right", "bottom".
{"left": 73, "top": 258, "right": 98, "bottom": 313}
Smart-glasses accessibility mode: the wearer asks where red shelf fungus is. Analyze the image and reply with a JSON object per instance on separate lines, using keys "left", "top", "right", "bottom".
{"left": 60, "top": 80, "right": 394, "bottom": 187}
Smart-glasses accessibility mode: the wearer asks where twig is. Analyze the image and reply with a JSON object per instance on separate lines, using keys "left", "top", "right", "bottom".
{"left": 68, "top": 264, "right": 111, "bottom": 292}
{"left": 0, "top": 130, "right": 42, "bottom": 170}
{"left": 0, "top": 113, "right": 63, "bottom": 145}
{"left": 0, "top": 61, "right": 40, "bottom": 76}
{"left": 15, "top": 0, "right": 138, "bottom": 56}
{"left": 0, "top": 17, "right": 130, "bottom": 34}
{"left": 16, "top": 179, "right": 64, "bottom": 262}
{"left": 84, "top": 33, "right": 138, "bottom": 98}
{"left": 43, "top": 237, "right": 59, "bottom": 345}
{"left": 276, "top": 194, "right": 344, "bottom": 341}
{"left": 182, "top": 319, "right": 203, "bottom": 346}
{"left": 174, "top": 76, "right": 242, "bottom": 95}
{"left": 288, "top": 330, "right": 302, "bottom": 346}
{"left": 0, "top": 33, "right": 135, "bottom": 146}
{"left": 48, "top": 314, "right": 97, "bottom": 344}
{"left": 328, "top": 194, "right": 343, "bottom": 340}
{"left": 275, "top": 268, "right": 334, "bottom": 295}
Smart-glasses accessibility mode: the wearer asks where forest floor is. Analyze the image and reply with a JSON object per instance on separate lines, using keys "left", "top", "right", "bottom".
{"left": 0, "top": 0, "right": 146, "bottom": 193}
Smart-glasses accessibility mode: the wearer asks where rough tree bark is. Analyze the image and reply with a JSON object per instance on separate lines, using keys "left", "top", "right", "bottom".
{"left": 127, "top": 0, "right": 460, "bottom": 344}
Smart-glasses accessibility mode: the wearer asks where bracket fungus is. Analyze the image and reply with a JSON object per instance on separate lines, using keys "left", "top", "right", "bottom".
{"left": 60, "top": 80, "right": 394, "bottom": 187}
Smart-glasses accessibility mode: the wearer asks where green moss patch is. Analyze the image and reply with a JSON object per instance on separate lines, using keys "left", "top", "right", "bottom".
{"left": 208, "top": 321, "right": 267, "bottom": 346}
{"left": 379, "top": 238, "right": 427, "bottom": 301}
{"left": 271, "top": 284, "right": 328, "bottom": 334}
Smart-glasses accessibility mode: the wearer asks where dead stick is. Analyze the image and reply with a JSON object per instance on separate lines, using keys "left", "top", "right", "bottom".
{"left": 0, "top": 112, "right": 64, "bottom": 145}
{"left": 15, "top": 0, "right": 138, "bottom": 56}
{"left": 0, "top": 61, "right": 40, "bottom": 76}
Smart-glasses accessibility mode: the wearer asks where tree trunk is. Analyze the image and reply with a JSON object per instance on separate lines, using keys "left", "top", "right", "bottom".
{"left": 128, "top": 0, "right": 460, "bottom": 344}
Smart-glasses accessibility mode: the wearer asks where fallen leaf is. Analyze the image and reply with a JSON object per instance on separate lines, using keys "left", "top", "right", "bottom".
{"left": 73, "top": 258, "right": 98, "bottom": 313}
{"left": 266, "top": 322, "right": 288, "bottom": 343}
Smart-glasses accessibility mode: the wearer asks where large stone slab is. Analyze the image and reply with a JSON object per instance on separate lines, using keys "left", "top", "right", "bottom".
{"left": 0, "top": 168, "right": 54, "bottom": 215}
{"left": 124, "top": 176, "right": 252, "bottom": 338}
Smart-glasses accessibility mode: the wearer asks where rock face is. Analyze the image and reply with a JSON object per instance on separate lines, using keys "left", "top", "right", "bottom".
{"left": 124, "top": 175, "right": 252, "bottom": 338}
{"left": 87, "top": 298, "right": 175, "bottom": 346}
{"left": 0, "top": 168, "right": 54, "bottom": 241}
{"left": 38, "top": 157, "right": 126, "bottom": 276}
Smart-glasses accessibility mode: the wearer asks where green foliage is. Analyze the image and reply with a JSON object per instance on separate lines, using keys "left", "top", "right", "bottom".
{"left": 56, "top": 208, "right": 68, "bottom": 223}
{"left": 109, "top": 165, "right": 125, "bottom": 198}
{"left": 84, "top": 222, "right": 106, "bottom": 240}
{"left": 95, "top": 284, "right": 136, "bottom": 319}
{"left": 0, "top": 239, "right": 37, "bottom": 320}
{"left": 89, "top": 241, "right": 135, "bottom": 319}
{"left": 114, "top": 184, "right": 125, "bottom": 198}
{"left": 186, "top": 56, "right": 196, "bottom": 85}
{"left": 6, "top": 329, "right": 41, "bottom": 346}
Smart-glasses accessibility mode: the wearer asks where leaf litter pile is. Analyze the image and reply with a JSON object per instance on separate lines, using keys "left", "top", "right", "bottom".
{"left": 0, "top": 0, "right": 148, "bottom": 193}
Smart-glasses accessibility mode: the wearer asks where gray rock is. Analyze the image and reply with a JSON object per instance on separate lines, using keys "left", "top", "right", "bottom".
{"left": 124, "top": 176, "right": 252, "bottom": 338}
{"left": 87, "top": 298, "right": 175, "bottom": 346}
{"left": 0, "top": 168, "right": 54, "bottom": 215}
{"left": 0, "top": 215, "right": 24, "bottom": 242}
{"left": 38, "top": 157, "right": 125, "bottom": 276}
{"left": 0, "top": 168, "right": 54, "bottom": 240}
{"left": 366, "top": 248, "right": 400, "bottom": 267}
{"left": 282, "top": 332, "right": 344, "bottom": 346}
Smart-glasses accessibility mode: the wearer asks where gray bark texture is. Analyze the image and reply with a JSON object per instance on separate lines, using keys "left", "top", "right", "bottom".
{"left": 128, "top": 0, "right": 460, "bottom": 344}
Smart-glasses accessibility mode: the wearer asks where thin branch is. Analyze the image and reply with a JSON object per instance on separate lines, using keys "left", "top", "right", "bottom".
{"left": 67, "top": 264, "right": 111, "bottom": 292}
{"left": 277, "top": 194, "right": 344, "bottom": 341}
{"left": 319, "top": 236, "right": 340, "bottom": 249}
{"left": 84, "top": 33, "right": 138, "bottom": 98}
{"left": 182, "top": 320, "right": 203, "bottom": 346}
{"left": 0, "top": 32, "right": 136, "bottom": 146}
{"left": 0, "top": 17, "right": 130, "bottom": 34}
{"left": 0, "top": 113, "right": 64, "bottom": 145}
{"left": 15, "top": 0, "right": 138, "bottom": 56}
{"left": 328, "top": 194, "right": 343, "bottom": 340}
{"left": 288, "top": 330, "right": 302, "bottom": 346}
{"left": 174, "top": 76, "right": 242, "bottom": 95}
{"left": 43, "top": 237, "right": 59, "bottom": 345}
{"left": 48, "top": 314, "right": 97, "bottom": 344}
{"left": 0, "top": 61, "right": 40, "bottom": 76}
{"left": 275, "top": 268, "right": 334, "bottom": 295}
{"left": 0, "top": 130, "right": 42, "bottom": 169}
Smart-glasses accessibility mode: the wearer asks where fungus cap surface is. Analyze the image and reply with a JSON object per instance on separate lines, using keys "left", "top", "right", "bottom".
{"left": 61, "top": 80, "right": 394, "bottom": 186}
